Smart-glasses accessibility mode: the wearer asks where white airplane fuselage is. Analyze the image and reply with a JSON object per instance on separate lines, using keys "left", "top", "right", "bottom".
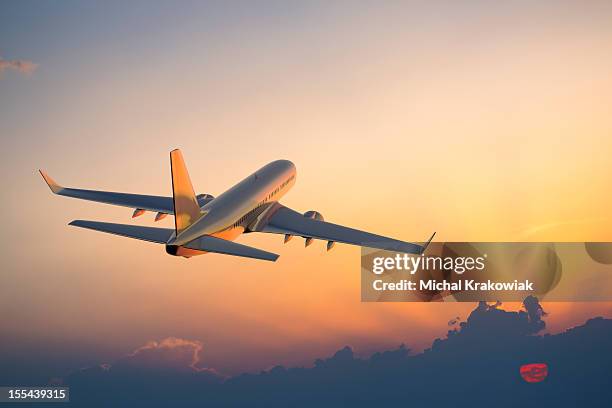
{"left": 167, "top": 160, "right": 296, "bottom": 257}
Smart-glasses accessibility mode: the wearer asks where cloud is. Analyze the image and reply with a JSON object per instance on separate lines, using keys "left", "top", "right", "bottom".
{"left": 119, "top": 337, "right": 214, "bottom": 373}
{"left": 0, "top": 56, "right": 38, "bottom": 76}
{"left": 64, "top": 337, "right": 222, "bottom": 406}
{"left": 57, "top": 300, "right": 612, "bottom": 406}
{"left": 65, "top": 336, "right": 221, "bottom": 385}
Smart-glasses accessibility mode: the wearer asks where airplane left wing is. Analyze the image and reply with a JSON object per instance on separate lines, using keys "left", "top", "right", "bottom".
{"left": 254, "top": 204, "right": 430, "bottom": 254}
{"left": 39, "top": 170, "right": 214, "bottom": 215}
{"left": 40, "top": 170, "right": 174, "bottom": 214}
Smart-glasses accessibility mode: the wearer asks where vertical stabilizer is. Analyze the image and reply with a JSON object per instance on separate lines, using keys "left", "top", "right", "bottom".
{"left": 170, "top": 149, "right": 202, "bottom": 235}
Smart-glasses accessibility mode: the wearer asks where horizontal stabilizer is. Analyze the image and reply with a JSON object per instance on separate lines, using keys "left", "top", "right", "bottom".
{"left": 184, "top": 235, "right": 279, "bottom": 262}
{"left": 69, "top": 220, "right": 174, "bottom": 244}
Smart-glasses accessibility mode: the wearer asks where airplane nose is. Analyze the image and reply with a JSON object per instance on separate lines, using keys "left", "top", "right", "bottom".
{"left": 274, "top": 159, "right": 295, "bottom": 170}
{"left": 282, "top": 160, "right": 296, "bottom": 175}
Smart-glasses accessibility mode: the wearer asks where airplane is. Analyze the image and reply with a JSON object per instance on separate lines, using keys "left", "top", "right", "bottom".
{"left": 40, "top": 149, "right": 434, "bottom": 261}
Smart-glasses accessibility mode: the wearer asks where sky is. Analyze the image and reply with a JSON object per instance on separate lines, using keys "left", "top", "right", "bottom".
{"left": 1, "top": 0, "right": 611, "bottom": 378}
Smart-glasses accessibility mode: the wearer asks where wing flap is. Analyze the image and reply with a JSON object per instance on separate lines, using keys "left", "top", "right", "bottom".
{"left": 69, "top": 220, "right": 174, "bottom": 243}
{"left": 184, "top": 236, "right": 279, "bottom": 262}
{"left": 258, "top": 205, "right": 424, "bottom": 254}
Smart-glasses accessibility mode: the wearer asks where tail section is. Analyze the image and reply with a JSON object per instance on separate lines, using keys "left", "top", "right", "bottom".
{"left": 70, "top": 220, "right": 174, "bottom": 243}
{"left": 170, "top": 149, "right": 203, "bottom": 235}
{"left": 184, "top": 235, "right": 279, "bottom": 262}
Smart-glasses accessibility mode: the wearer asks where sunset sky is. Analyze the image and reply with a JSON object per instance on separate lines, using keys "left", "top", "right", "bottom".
{"left": 1, "top": 0, "right": 611, "bottom": 377}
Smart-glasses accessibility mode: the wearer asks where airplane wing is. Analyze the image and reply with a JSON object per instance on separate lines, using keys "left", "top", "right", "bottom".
{"left": 39, "top": 170, "right": 214, "bottom": 214}
{"left": 254, "top": 203, "right": 431, "bottom": 254}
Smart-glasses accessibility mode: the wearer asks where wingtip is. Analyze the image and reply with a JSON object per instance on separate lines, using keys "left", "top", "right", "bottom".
{"left": 39, "top": 169, "right": 62, "bottom": 193}
{"left": 421, "top": 231, "right": 436, "bottom": 254}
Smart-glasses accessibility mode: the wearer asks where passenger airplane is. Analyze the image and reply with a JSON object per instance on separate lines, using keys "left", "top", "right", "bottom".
{"left": 40, "top": 149, "right": 433, "bottom": 261}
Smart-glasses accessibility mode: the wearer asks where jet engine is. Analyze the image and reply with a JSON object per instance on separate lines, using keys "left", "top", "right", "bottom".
{"left": 303, "top": 210, "right": 324, "bottom": 221}
{"left": 196, "top": 193, "right": 215, "bottom": 207}
{"left": 302, "top": 211, "right": 324, "bottom": 248}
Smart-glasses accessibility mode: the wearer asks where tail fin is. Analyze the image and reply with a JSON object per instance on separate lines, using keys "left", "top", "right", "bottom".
{"left": 170, "top": 149, "right": 203, "bottom": 235}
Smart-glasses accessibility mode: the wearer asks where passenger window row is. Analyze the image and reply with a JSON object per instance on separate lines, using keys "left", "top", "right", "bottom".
{"left": 233, "top": 174, "right": 295, "bottom": 229}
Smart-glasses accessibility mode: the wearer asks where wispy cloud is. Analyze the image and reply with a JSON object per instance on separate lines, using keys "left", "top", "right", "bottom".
{"left": 0, "top": 56, "right": 38, "bottom": 77}
{"left": 82, "top": 336, "right": 221, "bottom": 377}
{"left": 124, "top": 337, "right": 215, "bottom": 373}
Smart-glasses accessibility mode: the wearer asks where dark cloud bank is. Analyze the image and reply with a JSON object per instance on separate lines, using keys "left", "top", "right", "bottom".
{"left": 54, "top": 297, "right": 611, "bottom": 407}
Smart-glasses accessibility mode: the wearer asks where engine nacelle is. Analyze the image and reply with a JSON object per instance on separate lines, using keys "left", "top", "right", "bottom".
{"left": 303, "top": 210, "right": 324, "bottom": 221}
{"left": 196, "top": 193, "right": 215, "bottom": 207}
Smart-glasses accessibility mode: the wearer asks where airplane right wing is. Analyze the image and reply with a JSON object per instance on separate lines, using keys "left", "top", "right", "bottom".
{"left": 39, "top": 170, "right": 214, "bottom": 215}
{"left": 254, "top": 203, "right": 431, "bottom": 254}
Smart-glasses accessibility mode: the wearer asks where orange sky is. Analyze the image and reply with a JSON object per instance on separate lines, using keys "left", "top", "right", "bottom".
{"left": 1, "top": 1, "right": 611, "bottom": 374}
